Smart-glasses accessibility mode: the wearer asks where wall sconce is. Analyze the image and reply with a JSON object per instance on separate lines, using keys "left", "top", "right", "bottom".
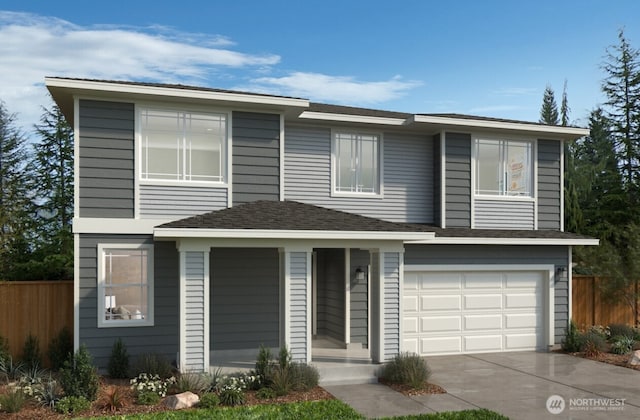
{"left": 556, "top": 266, "right": 567, "bottom": 277}
{"left": 355, "top": 267, "right": 365, "bottom": 281}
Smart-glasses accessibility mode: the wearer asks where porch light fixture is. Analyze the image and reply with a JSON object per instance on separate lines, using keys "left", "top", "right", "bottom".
{"left": 555, "top": 266, "right": 567, "bottom": 277}
{"left": 355, "top": 267, "right": 365, "bottom": 281}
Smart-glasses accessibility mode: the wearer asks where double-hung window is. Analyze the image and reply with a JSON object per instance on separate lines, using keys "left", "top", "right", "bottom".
{"left": 140, "top": 109, "right": 226, "bottom": 183}
{"left": 98, "top": 244, "right": 154, "bottom": 327}
{"left": 475, "top": 138, "right": 533, "bottom": 197}
{"left": 333, "top": 131, "right": 380, "bottom": 194}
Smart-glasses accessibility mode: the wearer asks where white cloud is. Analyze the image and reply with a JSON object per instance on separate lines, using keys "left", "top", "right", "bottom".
{"left": 0, "top": 11, "right": 280, "bottom": 133}
{"left": 242, "top": 72, "right": 422, "bottom": 104}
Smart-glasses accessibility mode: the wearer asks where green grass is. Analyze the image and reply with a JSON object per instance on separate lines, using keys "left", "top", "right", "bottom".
{"left": 84, "top": 400, "right": 507, "bottom": 420}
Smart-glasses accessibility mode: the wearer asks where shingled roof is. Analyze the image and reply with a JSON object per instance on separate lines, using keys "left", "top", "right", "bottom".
{"left": 156, "top": 200, "right": 432, "bottom": 232}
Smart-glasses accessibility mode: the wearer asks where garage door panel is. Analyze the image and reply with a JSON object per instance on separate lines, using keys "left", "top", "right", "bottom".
{"left": 505, "top": 313, "right": 540, "bottom": 329}
{"left": 464, "top": 335, "right": 502, "bottom": 352}
{"left": 403, "top": 270, "right": 546, "bottom": 356}
{"left": 464, "top": 294, "right": 502, "bottom": 310}
{"left": 505, "top": 293, "right": 540, "bottom": 309}
{"left": 421, "top": 316, "right": 461, "bottom": 333}
{"left": 505, "top": 333, "right": 540, "bottom": 350}
{"left": 421, "top": 336, "right": 461, "bottom": 354}
{"left": 421, "top": 295, "right": 461, "bottom": 311}
{"left": 464, "top": 272, "right": 503, "bottom": 288}
{"left": 464, "top": 314, "right": 502, "bottom": 330}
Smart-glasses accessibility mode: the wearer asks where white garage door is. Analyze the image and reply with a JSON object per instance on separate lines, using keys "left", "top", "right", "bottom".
{"left": 403, "top": 270, "right": 546, "bottom": 356}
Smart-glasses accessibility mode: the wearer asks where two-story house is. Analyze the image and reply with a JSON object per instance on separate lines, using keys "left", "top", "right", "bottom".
{"left": 46, "top": 77, "right": 597, "bottom": 374}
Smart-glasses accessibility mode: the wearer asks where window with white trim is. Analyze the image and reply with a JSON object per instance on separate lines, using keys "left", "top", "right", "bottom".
{"left": 333, "top": 131, "right": 380, "bottom": 194}
{"left": 98, "top": 244, "right": 154, "bottom": 327}
{"left": 140, "top": 109, "right": 226, "bottom": 182}
{"left": 475, "top": 138, "right": 533, "bottom": 197}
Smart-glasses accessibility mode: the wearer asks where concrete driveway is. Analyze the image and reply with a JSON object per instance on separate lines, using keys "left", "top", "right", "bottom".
{"left": 326, "top": 351, "right": 640, "bottom": 419}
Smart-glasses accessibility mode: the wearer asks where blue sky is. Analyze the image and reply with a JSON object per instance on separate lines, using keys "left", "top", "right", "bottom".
{"left": 1, "top": 0, "right": 639, "bottom": 133}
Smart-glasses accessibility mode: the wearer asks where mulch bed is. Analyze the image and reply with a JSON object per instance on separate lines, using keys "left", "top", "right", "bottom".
{"left": 570, "top": 351, "right": 640, "bottom": 370}
{"left": 0, "top": 378, "right": 334, "bottom": 419}
{"left": 378, "top": 379, "right": 447, "bottom": 396}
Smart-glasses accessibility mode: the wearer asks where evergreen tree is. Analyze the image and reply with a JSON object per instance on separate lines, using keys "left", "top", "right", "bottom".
{"left": 560, "top": 80, "right": 570, "bottom": 126}
{"left": 0, "top": 102, "right": 33, "bottom": 279}
{"left": 31, "top": 104, "right": 74, "bottom": 262}
{"left": 601, "top": 29, "right": 640, "bottom": 199}
{"left": 539, "top": 85, "right": 559, "bottom": 125}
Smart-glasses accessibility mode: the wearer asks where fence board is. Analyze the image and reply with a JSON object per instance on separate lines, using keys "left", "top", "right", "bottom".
{"left": 0, "top": 281, "right": 73, "bottom": 365}
{"left": 572, "top": 275, "right": 635, "bottom": 327}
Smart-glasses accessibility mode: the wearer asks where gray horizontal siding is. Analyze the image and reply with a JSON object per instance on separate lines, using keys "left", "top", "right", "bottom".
{"left": 383, "top": 252, "right": 401, "bottom": 361}
{"left": 210, "top": 248, "right": 280, "bottom": 350}
{"left": 78, "top": 235, "right": 179, "bottom": 370}
{"left": 538, "top": 140, "right": 562, "bottom": 230}
{"left": 445, "top": 133, "right": 471, "bottom": 228}
{"left": 433, "top": 134, "right": 442, "bottom": 226}
{"left": 350, "top": 249, "right": 369, "bottom": 347}
{"left": 232, "top": 112, "right": 280, "bottom": 205}
{"left": 316, "top": 249, "right": 345, "bottom": 343}
{"left": 139, "top": 184, "right": 228, "bottom": 218}
{"left": 284, "top": 125, "right": 433, "bottom": 223}
{"left": 474, "top": 199, "right": 535, "bottom": 229}
{"left": 79, "top": 100, "right": 135, "bottom": 218}
{"left": 184, "top": 252, "right": 206, "bottom": 370}
{"left": 289, "top": 252, "right": 308, "bottom": 362}
{"left": 404, "top": 244, "right": 570, "bottom": 344}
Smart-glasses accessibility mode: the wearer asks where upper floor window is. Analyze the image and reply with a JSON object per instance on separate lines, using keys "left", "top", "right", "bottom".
{"left": 333, "top": 131, "right": 380, "bottom": 194}
{"left": 475, "top": 138, "right": 533, "bottom": 197}
{"left": 140, "top": 109, "right": 226, "bottom": 183}
{"left": 98, "top": 244, "right": 154, "bottom": 328}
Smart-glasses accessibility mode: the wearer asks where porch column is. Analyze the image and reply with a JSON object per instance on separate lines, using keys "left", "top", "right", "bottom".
{"left": 280, "top": 247, "right": 312, "bottom": 363}
{"left": 371, "top": 248, "right": 404, "bottom": 363}
{"left": 178, "top": 244, "right": 210, "bottom": 372}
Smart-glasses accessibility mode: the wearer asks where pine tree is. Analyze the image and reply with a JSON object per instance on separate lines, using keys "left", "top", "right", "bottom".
{"left": 601, "top": 29, "right": 640, "bottom": 199}
{"left": 539, "top": 85, "right": 559, "bottom": 125}
{"left": 0, "top": 102, "right": 32, "bottom": 278}
{"left": 560, "top": 80, "right": 570, "bottom": 126}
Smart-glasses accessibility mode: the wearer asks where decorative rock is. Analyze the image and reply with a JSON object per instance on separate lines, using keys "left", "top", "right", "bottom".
{"left": 629, "top": 350, "right": 640, "bottom": 366}
{"left": 163, "top": 391, "right": 200, "bottom": 410}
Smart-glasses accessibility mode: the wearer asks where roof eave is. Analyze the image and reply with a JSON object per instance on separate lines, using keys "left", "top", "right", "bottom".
{"left": 406, "top": 237, "right": 600, "bottom": 246}
{"left": 154, "top": 228, "right": 435, "bottom": 241}
{"left": 409, "top": 115, "right": 589, "bottom": 140}
{"left": 298, "top": 110, "right": 407, "bottom": 126}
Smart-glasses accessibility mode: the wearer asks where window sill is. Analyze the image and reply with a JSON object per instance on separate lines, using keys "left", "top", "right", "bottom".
{"left": 140, "top": 179, "right": 229, "bottom": 188}
{"left": 474, "top": 195, "right": 535, "bottom": 202}
{"left": 98, "top": 319, "right": 154, "bottom": 328}
{"left": 331, "top": 191, "right": 383, "bottom": 199}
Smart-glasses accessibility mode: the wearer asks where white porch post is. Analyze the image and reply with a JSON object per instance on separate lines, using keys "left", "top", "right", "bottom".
{"left": 280, "top": 247, "right": 312, "bottom": 363}
{"left": 178, "top": 243, "right": 210, "bottom": 372}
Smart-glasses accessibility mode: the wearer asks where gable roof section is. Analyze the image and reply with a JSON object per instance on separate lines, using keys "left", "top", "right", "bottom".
{"left": 154, "top": 200, "right": 435, "bottom": 241}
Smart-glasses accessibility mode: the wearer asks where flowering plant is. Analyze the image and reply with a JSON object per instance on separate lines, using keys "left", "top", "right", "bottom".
{"left": 130, "top": 373, "right": 175, "bottom": 398}
{"left": 214, "top": 372, "right": 260, "bottom": 392}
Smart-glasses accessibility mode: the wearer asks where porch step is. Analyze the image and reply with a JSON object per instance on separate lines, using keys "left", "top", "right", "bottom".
{"left": 314, "top": 361, "right": 380, "bottom": 386}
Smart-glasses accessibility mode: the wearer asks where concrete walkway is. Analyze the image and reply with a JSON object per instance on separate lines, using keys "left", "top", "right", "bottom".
{"left": 325, "top": 351, "right": 640, "bottom": 419}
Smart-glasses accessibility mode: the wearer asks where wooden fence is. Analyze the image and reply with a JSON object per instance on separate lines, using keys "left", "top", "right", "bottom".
{"left": 572, "top": 275, "right": 636, "bottom": 327}
{"left": 0, "top": 281, "right": 73, "bottom": 364}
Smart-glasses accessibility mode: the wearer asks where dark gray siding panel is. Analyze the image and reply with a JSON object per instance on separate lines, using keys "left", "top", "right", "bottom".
{"left": 78, "top": 235, "right": 179, "bottom": 370}
{"left": 445, "top": 133, "right": 471, "bottom": 227}
{"left": 316, "top": 249, "right": 345, "bottom": 342}
{"left": 210, "top": 248, "right": 280, "bottom": 350}
{"left": 538, "top": 140, "right": 562, "bottom": 230}
{"left": 350, "top": 249, "right": 369, "bottom": 347}
{"left": 232, "top": 112, "right": 280, "bottom": 205}
{"left": 404, "top": 244, "right": 570, "bottom": 344}
{"left": 79, "top": 100, "right": 135, "bottom": 218}
{"left": 433, "top": 134, "right": 442, "bottom": 227}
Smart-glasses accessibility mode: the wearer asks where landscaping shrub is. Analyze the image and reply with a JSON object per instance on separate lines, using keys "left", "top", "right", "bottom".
{"left": 0, "top": 386, "right": 28, "bottom": 413}
{"left": 100, "top": 386, "right": 126, "bottom": 412}
{"left": 256, "top": 386, "right": 276, "bottom": 399}
{"left": 255, "top": 344, "right": 273, "bottom": 386}
{"left": 108, "top": 338, "right": 130, "bottom": 379}
{"left": 610, "top": 335, "right": 635, "bottom": 355}
{"left": 278, "top": 345, "right": 292, "bottom": 370}
{"left": 219, "top": 385, "right": 246, "bottom": 406}
{"left": 136, "top": 391, "right": 161, "bottom": 405}
{"left": 55, "top": 395, "right": 91, "bottom": 414}
{"left": 21, "top": 333, "right": 41, "bottom": 369}
{"left": 0, "top": 334, "right": 9, "bottom": 364}
{"left": 378, "top": 352, "right": 431, "bottom": 389}
{"left": 608, "top": 323, "right": 636, "bottom": 340}
{"left": 33, "top": 375, "right": 61, "bottom": 408}
{"left": 561, "top": 320, "right": 584, "bottom": 352}
{"left": 174, "top": 370, "right": 211, "bottom": 394}
{"left": 131, "top": 352, "right": 173, "bottom": 379}
{"left": 48, "top": 326, "right": 73, "bottom": 371}
{"left": 0, "top": 356, "right": 24, "bottom": 383}
{"left": 130, "top": 373, "right": 175, "bottom": 400}
{"left": 289, "top": 361, "right": 319, "bottom": 391}
{"left": 580, "top": 331, "right": 607, "bottom": 357}
{"left": 269, "top": 365, "right": 293, "bottom": 396}
{"left": 198, "top": 392, "right": 220, "bottom": 408}
{"left": 59, "top": 344, "right": 100, "bottom": 401}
